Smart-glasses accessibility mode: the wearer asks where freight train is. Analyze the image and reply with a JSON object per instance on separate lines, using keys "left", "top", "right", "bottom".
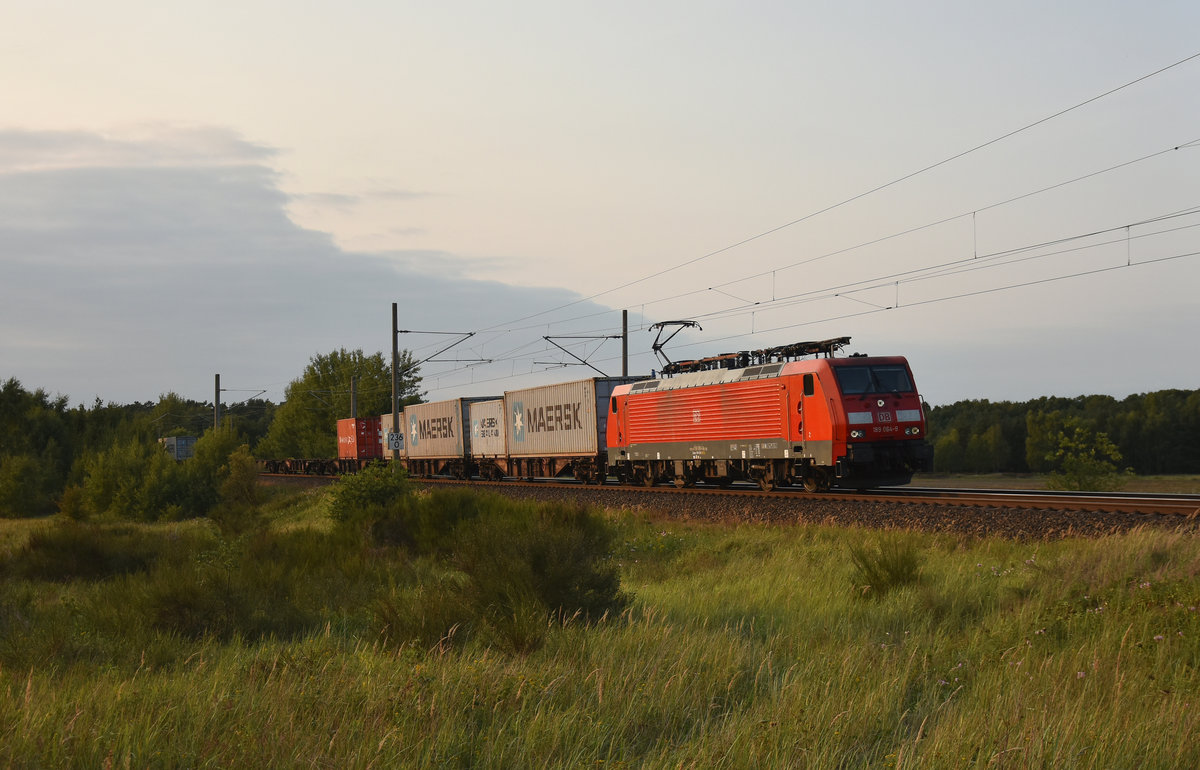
{"left": 262, "top": 337, "right": 933, "bottom": 490}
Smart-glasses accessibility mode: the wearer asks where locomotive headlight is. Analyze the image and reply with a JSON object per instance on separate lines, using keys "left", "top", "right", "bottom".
{"left": 850, "top": 429, "right": 864, "bottom": 439}
{"left": 906, "top": 427, "right": 921, "bottom": 436}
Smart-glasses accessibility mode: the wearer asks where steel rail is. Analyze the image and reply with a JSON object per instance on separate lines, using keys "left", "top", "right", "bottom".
{"left": 259, "top": 473, "right": 1200, "bottom": 517}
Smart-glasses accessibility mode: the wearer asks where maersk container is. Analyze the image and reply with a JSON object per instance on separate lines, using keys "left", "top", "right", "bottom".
{"left": 378, "top": 412, "right": 407, "bottom": 460}
{"left": 337, "top": 417, "right": 383, "bottom": 460}
{"left": 469, "top": 399, "right": 507, "bottom": 458}
{"left": 504, "top": 377, "right": 640, "bottom": 457}
{"left": 405, "top": 397, "right": 498, "bottom": 459}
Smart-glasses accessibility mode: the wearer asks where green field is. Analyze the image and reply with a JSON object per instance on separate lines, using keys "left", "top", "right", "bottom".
{"left": 3, "top": 487, "right": 1199, "bottom": 768}
{"left": 915, "top": 472, "right": 1200, "bottom": 494}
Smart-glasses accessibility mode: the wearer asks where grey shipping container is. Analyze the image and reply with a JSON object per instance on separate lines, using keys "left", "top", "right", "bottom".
{"left": 504, "top": 377, "right": 639, "bottom": 457}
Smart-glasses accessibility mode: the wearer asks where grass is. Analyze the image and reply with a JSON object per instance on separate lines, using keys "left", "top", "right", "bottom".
{"left": 914, "top": 472, "right": 1200, "bottom": 494}
{"left": 3, "top": 492, "right": 1200, "bottom": 767}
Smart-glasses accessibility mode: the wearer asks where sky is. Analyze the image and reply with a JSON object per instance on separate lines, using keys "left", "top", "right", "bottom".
{"left": 2, "top": 1, "right": 1199, "bottom": 410}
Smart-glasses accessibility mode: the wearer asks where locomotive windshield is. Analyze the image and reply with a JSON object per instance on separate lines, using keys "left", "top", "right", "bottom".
{"left": 833, "top": 364, "right": 914, "bottom": 395}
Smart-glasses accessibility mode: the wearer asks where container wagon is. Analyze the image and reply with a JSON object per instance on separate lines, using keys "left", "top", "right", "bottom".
{"left": 405, "top": 397, "right": 498, "bottom": 478}
{"left": 503, "top": 377, "right": 641, "bottom": 483}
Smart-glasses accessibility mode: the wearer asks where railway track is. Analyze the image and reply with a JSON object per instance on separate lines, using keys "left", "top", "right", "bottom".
{"left": 260, "top": 473, "right": 1199, "bottom": 537}
{"left": 842, "top": 487, "right": 1200, "bottom": 517}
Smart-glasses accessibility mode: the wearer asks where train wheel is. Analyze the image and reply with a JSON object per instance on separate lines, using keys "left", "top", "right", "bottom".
{"left": 757, "top": 475, "right": 775, "bottom": 492}
{"left": 804, "top": 468, "right": 832, "bottom": 492}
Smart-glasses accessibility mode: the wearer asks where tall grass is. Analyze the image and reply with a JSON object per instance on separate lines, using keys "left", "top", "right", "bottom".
{"left": 2, "top": 494, "right": 1199, "bottom": 767}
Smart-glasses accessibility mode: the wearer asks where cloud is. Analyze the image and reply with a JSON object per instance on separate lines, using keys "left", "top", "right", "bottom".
{"left": 0, "top": 129, "right": 625, "bottom": 405}
{"left": 0, "top": 125, "right": 275, "bottom": 173}
{"left": 288, "top": 189, "right": 428, "bottom": 210}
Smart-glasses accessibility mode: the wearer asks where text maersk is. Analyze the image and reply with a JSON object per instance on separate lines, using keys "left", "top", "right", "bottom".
{"left": 526, "top": 402, "right": 584, "bottom": 433}
{"left": 418, "top": 417, "right": 455, "bottom": 440}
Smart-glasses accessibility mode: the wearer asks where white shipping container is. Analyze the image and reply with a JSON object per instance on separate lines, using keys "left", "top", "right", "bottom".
{"left": 378, "top": 412, "right": 407, "bottom": 460}
{"left": 469, "top": 400, "right": 507, "bottom": 457}
{"left": 404, "top": 399, "right": 467, "bottom": 459}
{"left": 504, "top": 378, "right": 636, "bottom": 457}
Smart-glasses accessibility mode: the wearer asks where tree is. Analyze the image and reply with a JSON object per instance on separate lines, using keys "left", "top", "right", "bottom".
{"left": 965, "top": 424, "right": 1009, "bottom": 473}
{"left": 255, "top": 348, "right": 422, "bottom": 458}
{"left": 1044, "top": 415, "right": 1128, "bottom": 492}
{"left": 933, "top": 428, "right": 965, "bottom": 473}
{"left": 1025, "top": 410, "right": 1065, "bottom": 473}
{"left": 0, "top": 378, "right": 72, "bottom": 516}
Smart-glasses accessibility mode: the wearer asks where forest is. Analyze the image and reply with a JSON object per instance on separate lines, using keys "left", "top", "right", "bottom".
{"left": 926, "top": 390, "right": 1200, "bottom": 475}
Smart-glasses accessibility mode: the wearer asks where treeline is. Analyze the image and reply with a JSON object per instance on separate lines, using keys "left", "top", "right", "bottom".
{"left": 0, "top": 348, "right": 419, "bottom": 519}
{"left": 927, "top": 389, "right": 1200, "bottom": 475}
{"left": 0, "top": 377, "right": 274, "bottom": 518}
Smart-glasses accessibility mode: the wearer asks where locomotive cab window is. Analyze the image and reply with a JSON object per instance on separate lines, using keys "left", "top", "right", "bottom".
{"left": 803, "top": 374, "right": 815, "bottom": 397}
{"left": 834, "top": 365, "right": 913, "bottom": 395}
{"left": 611, "top": 397, "right": 618, "bottom": 414}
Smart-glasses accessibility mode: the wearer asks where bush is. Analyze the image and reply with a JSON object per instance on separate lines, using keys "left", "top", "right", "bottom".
{"left": 0, "top": 454, "right": 58, "bottom": 518}
{"left": 848, "top": 533, "right": 923, "bottom": 597}
{"left": 360, "top": 490, "right": 627, "bottom": 654}
{"left": 139, "top": 527, "right": 376, "bottom": 641}
{"left": 373, "top": 570, "right": 475, "bottom": 652}
{"left": 74, "top": 427, "right": 251, "bottom": 521}
{"left": 209, "top": 444, "right": 263, "bottom": 535}
{"left": 372, "top": 488, "right": 486, "bottom": 553}
{"left": 451, "top": 497, "right": 627, "bottom": 653}
{"left": 57, "top": 484, "right": 88, "bottom": 521}
{"left": 2, "top": 521, "right": 193, "bottom": 582}
{"left": 328, "top": 463, "right": 411, "bottom": 529}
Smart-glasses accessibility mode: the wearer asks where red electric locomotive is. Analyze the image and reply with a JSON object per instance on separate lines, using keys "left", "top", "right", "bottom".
{"left": 605, "top": 337, "right": 932, "bottom": 490}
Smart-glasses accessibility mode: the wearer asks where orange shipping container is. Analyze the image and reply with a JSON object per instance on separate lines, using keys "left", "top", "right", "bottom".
{"left": 337, "top": 417, "right": 383, "bottom": 460}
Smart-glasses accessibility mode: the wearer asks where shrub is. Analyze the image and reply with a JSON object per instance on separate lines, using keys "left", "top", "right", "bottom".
{"left": 184, "top": 426, "right": 250, "bottom": 513}
{"left": 333, "top": 472, "right": 482, "bottom": 555}
{"left": 0, "top": 453, "right": 58, "bottom": 518}
{"left": 209, "top": 444, "right": 264, "bottom": 535}
{"left": 328, "top": 463, "right": 411, "bottom": 529}
{"left": 373, "top": 488, "right": 483, "bottom": 553}
{"left": 848, "top": 533, "right": 924, "bottom": 597}
{"left": 74, "top": 427, "right": 252, "bottom": 521}
{"left": 452, "top": 497, "right": 627, "bottom": 652}
{"left": 363, "top": 492, "right": 627, "bottom": 654}
{"left": 79, "top": 439, "right": 195, "bottom": 520}
{"left": 373, "top": 570, "right": 475, "bottom": 652}
{"left": 2, "top": 521, "right": 189, "bottom": 582}
{"left": 139, "top": 527, "right": 376, "bottom": 641}
{"left": 57, "top": 484, "right": 88, "bottom": 521}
